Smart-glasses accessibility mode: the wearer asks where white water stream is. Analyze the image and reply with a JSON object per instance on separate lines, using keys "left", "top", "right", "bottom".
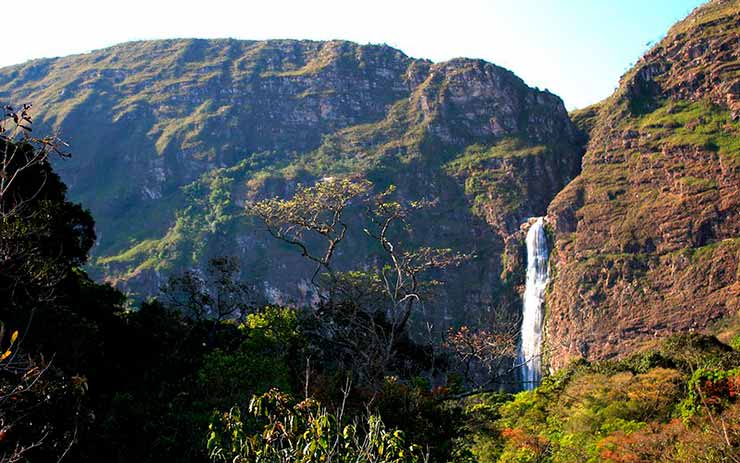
{"left": 517, "top": 217, "right": 549, "bottom": 390}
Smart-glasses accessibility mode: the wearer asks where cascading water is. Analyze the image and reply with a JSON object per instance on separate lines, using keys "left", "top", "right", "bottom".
{"left": 517, "top": 217, "right": 549, "bottom": 390}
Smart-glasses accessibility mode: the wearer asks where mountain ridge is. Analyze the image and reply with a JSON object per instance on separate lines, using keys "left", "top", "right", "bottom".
{"left": 0, "top": 37, "right": 582, "bottom": 335}
{"left": 4, "top": 0, "right": 736, "bottom": 370}
{"left": 546, "top": 0, "right": 740, "bottom": 369}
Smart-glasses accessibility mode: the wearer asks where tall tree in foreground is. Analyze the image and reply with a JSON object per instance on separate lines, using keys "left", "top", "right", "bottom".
{"left": 0, "top": 105, "right": 96, "bottom": 462}
{"left": 0, "top": 104, "right": 94, "bottom": 313}
{"left": 247, "top": 179, "right": 465, "bottom": 387}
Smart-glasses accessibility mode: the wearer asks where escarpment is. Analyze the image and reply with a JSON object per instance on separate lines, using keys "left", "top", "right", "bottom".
{"left": 0, "top": 39, "right": 582, "bottom": 333}
{"left": 546, "top": 0, "right": 740, "bottom": 369}
{"left": 5, "top": 2, "right": 735, "bottom": 366}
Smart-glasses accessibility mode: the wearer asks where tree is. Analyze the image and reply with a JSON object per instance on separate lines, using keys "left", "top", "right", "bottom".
{"left": 0, "top": 104, "right": 70, "bottom": 219}
{"left": 161, "top": 256, "right": 256, "bottom": 325}
{"left": 246, "top": 178, "right": 371, "bottom": 286}
{"left": 246, "top": 179, "right": 465, "bottom": 387}
{"left": 196, "top": 306, "right": 304, "bottom": 411}
{"left": 0, "top": 105, "right": 94, "bottom": 313}
{"left": 444, "top": 323, "right": 519, "bottom": 391}
{"left": 0, "top": 104, "right": 96, "bottom": 462}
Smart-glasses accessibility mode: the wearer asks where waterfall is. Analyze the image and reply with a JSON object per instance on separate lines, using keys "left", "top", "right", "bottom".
{"left": 517, "top": 217, "right": 549, "bottom": 390}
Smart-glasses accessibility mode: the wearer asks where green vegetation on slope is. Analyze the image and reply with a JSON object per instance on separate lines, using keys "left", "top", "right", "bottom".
{"left": 463, "top": 334, "right": 740, "bottom": 463}
{"left": 569, "top": 101, "right": 603, "bottom": 146}
{"left": 445, "top": 138, "right": 574, "bottom": 218}
{"left": 637, "top": 99, "right": 740, "bottom": 167}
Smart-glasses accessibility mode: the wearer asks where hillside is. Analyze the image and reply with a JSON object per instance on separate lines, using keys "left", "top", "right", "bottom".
{"left": 547, "top": 0, "right": 740, "bottom": 369}
{"left": 458, "top": 333, "right": 740, "bottom": 461}
{"left": 1, "top": 2, "right": 737, "bottom": 371}
{"left": 0, "top": 39, "right": 582, "bottom": 331}
{"left": 3, "top": 2, "right": 740, "bottom": 462}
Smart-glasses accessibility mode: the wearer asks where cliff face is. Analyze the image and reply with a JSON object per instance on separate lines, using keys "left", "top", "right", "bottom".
{"left": 0, "top": 39, "right": 581, "bottom": 332}
{"left": 547, "top": 0, "right": 740, "bottom": 369}
{"left": 1, "top": 5, "right": 736, "bottom": 370}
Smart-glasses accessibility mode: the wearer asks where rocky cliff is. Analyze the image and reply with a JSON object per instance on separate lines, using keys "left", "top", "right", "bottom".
{"left": 0, "top": 39, "right": 581, "bottom": 332}
{"left": 546, "top": 0, "right": 740, "bottom": 369}
{"left": 1, "top": 2, "right": 736, "bottom": 371}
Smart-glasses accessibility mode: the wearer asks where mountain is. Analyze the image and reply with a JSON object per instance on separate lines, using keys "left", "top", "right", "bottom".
{"left": 546, "top": 0, "right": 740, "bottom": 369}
{"left": 0, "top": 39, "right": 582, "bottom": 331}
{"left": 2, "top": 0, "right": 736, "bottom": 370}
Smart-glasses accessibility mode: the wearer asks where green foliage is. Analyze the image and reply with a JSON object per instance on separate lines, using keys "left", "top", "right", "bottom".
{"left": 569, "top": 102, "right": 603, "bottom": 142}
{"left": 444, "top": 138, "right": 576, "bottom": 219}
{"left": 679, "top": 367, "right": 740, "bottom": 420}
{"left": 731, "top": 333, "right": 740, "bottom": 351}
{"left": 658, "top": 333, "right": 740, "bottom": 371}
{"left": 197, "top": 307, "right": 302, "bottom": 408}
{"left": 374, "top": 377, "right": 472, "bottom": 462}
{"left": 96, "top": 154, "right": 279, "bottom": 277}
{"left": 476, "top": 335, "right": 740, "bottom": 463}
{"left": 461, "top": 394, "right": 510, "bottom": 463}
{"left": 85, "top": 300, "right": 305, "bottom": 462}
{"left": 207, "top": 389, "right": 423, "bottom": 463}
{"left": 638, "top": 100, "right": 740, "bottom": 167}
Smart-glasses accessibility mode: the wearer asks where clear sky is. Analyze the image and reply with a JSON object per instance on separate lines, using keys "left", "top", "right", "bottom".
{"left": 16, "top": 0, "right": 705, "bottom": 109}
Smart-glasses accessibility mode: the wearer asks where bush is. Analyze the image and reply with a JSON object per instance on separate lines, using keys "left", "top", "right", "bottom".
{"left": 207, "top": 389, "right": 424, "bottom": 463}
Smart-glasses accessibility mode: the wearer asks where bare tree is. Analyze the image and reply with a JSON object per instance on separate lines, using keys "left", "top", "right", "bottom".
{"left": 363, "top": 187, "right": 467, "bottom": 334}
{"left": 443, "top": 310, "right": 520, "bottom": 391}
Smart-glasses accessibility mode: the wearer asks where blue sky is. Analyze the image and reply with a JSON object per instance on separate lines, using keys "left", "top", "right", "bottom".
{"left": 17, "top": 0, "right": 705, "bottom": 109}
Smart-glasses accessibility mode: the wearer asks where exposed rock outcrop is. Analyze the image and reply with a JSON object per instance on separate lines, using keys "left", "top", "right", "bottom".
{"left": 546, "top": 0, "right": 740, "bottom": 369}
{"left": 0, "top": 39, "right": 582, "bottom": 333}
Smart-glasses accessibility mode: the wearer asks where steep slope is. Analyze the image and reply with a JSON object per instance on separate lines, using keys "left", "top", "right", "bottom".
{"left": 547, "top": 0, "right": 740, "bottom": 369}
{"left": 0, "top": 39, "right": 582, "bottom": 331}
